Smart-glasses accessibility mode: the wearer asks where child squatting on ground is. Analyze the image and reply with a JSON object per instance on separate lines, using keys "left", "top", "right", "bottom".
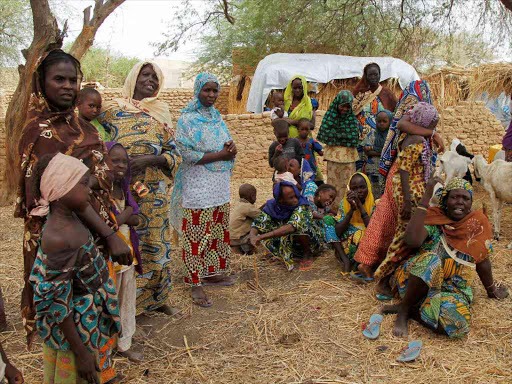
{"left": 29, "top": 153, "right": 123, "bottom": 384}
{"left": 229, "top": 184, "right": 261, "bottom": 255}
{"left": 77, "top": 88, "right": 110, "bottom": 142}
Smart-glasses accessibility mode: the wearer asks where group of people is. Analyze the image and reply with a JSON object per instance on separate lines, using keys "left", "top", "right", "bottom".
{"left": 0, "top": 52, "right": 507, "bottom": 384}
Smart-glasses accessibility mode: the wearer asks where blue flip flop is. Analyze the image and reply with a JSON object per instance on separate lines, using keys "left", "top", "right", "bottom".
{"left": 362, "top": 314, "right": 383, "bottom": 340}
{"left": 396, "top": 340, "right": 423, "bottom": 362}
{"left": 350, "top": 271, "right": 374, "bottom": 282}
{"left": 376, "top": 293, "right": 393, "bottom": 301}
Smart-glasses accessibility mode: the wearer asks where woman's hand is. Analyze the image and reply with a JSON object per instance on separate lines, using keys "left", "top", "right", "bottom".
{"left": 433, "top": 132, "right": 445, "bottom": 153}
{"left": 130, "top": 155, "right": 166, "bottom": 175}
{"left": 401, "top": 198, "right": 412, "bottom": 220}
{"left": 75, "top": 349, "right": 101, "bottom": 384}
{"left": 225, "top": 141, "right": 237, "bottom": 156}
{"left": 250, "top": 235, "right": 261, "bottom": 248}
{"left": 425, "top": 176, "right": 443, "bottom": 198}
{"left": 107, "top": 235, "right": 132, "bottom": 266}
{"left": 218, "top": 145, "right": 236, "bottom": 161}
{"left": 5, "top": 362, "right": 23, "bottom": 384}
{"left": 347, "top": 191, "right": 359, "bottom": 211}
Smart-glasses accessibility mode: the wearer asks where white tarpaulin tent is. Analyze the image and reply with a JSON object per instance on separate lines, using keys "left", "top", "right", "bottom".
{"left": 246, "top": 53, "right": 420, "bottom": 113}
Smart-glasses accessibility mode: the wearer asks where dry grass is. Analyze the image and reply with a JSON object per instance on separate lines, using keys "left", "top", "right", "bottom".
{"left": 0, "top": 179, "right": 511, "bottom": 383}
{"left": 469, "top": 63, "right": 512, "bottom": 100}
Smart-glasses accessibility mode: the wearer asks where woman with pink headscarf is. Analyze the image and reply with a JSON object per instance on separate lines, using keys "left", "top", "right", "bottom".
{"left": 374, "top": 102, "right": 440, "bottom": 286}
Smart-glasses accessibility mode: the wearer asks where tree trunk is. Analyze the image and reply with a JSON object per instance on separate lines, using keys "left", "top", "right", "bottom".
{"left": 0, "top": 0, "right": 62, "bottom": 205}
{"left": 0, "top": 0, "right": 125, "bottom": 205}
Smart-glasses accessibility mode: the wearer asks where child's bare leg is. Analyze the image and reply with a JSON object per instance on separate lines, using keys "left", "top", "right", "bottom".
{"left": 333, "top": 242, "right": 351, "bottom": 272}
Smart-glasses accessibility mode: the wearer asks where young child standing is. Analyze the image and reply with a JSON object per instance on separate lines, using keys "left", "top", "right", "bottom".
{"left": 269, "top": 119, "right": 304, "bottom": 169}
{"left": 29, "top": 153, "right": 121, "bottom": 384}
{"left": 375, "top": 102, "right": 439, "bottom": 280}
{"left": 270, "top": 92, "right": 288, "bottom": 120}
{"left": 230, "top": 184, "right": 261, "bottom": 254}
{"left": 106, "top": 142, "right": 144, "bottom": 363}
{"left": 362, "top": 110, "right": 392, "bottom": 198}
{"left": 296, "top": 118, "right": 324, "bottom": 183}
{"left": 77, "top": 88, "right": 110, "bottom": 142}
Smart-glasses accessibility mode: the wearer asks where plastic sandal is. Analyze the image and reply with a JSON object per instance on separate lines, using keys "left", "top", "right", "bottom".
{"left": 350, "top": 271, "right": 374, "bottom": 282}
{"left": 362, "top": 314, "right": 383, "bottom": 340}
{"left": 396, "top": 340, "right": 423, "bottom": 362}
{"left": 376, "top": 293, "right": 393, "bottom": 301}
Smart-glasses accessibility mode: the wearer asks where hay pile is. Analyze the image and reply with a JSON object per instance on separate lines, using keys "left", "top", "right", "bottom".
{"left": 1, "top": 179, "right": 511, "bottom": 383}
{"left": 469, "top": 63, "right": 512, "bottom": 100}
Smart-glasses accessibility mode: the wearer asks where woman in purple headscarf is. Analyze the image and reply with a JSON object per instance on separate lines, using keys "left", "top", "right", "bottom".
{"left": 503, "top": 119, "right": 512, "bottom": 162}
{"left": 249, "top": 181, "right": 324, "bottom": 271}
{"left": 106, "top": 142, "right": 144, "bottom": 363}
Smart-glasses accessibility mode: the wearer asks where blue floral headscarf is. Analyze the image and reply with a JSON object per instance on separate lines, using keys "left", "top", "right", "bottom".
{"left": 170, "top": 72, "right": 234, "bottom": 233}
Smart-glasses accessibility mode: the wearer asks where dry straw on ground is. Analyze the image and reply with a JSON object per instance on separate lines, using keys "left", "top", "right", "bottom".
{"left": 0, "top": 179, "right": 511, "bottom": 383}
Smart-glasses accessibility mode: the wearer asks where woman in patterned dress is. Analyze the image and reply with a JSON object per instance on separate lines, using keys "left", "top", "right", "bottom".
{"left": 250, "top": 182, "right": 324, "bottom": 271}
{"left": 99, "top": 61, "right": 179, "bottom": 316}
{"left": 16, "top": 50, "right": 130, "bottom": 382}
{"left": 381, "top": 177, "right": 508, "bottom": 338}
{"left": 316, "top": 90, "right": 361, "bottom": 212}
{"left": 374, "top": 102, "right": 439, "bottom": 283}
{"left": 170, "top": 73, "right": 235, "bottom": 308}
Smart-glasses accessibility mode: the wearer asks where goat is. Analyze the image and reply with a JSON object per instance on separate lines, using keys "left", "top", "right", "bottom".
{"left": 437, "top": 151, "right": 472, "bottom": 185}
{"left": 473, "top": 154, "right": 512, "bottom": 241}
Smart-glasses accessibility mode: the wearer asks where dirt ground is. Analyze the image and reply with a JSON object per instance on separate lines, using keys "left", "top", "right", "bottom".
{"left": 0, "top": 179, "right": 511, "bottom": 384}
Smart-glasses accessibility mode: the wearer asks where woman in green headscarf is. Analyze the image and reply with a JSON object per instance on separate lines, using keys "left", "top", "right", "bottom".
{"left": 283, "top": 75, "right": 324, "bottom": 184}
{"left": 317, "top": 90, "right": 361, "bottom": 212}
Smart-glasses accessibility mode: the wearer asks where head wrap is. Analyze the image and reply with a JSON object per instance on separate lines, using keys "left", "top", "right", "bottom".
{"left": 30, "top": 153, "right": 89, "bottom": 217}
{"left": 340, "top": 172, "right": 375, "bottom": 228}
{"left": 263, "top": 181, "right": 309, "bottom": 221}
{"left": 378, "top": 109, "right": 393, "bottom": 122}
{"left": 425, "top": 177, "right": 491, "bottom": 263}
{"left": 170, "top": 72, "right": 233, "bottom": 233}
{"left": 317, "top": 90, "right": 360, "bottom": 147}
{"left": 407, "top": 102, "right": 439, "bottom": 128}
{"left": 379, "top": 80, "right": 432, "bottom": 176}
{"left": 103, "top": 61, "right": 174, "bottom": 136}
{"left": 311, "top": 98, "right": 319, "bottom": 110}
{"left": 284, "top": 75, "right": 313, "bottom": 138}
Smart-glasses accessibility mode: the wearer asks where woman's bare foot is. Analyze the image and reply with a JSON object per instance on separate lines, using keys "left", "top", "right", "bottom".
{"left": 393, "top": 310, "right": 409, "bottom": 337}
{"left": 154, "top": 304, "right": 180, "bottom": 316}
{"left": 117, "top": 349, "right": 144, "bottom": 363}
{"left": 376, "top": 276, "right": 393, "bottom": 297}
{"left": 191, "top": 286, "right": 212, "bottom": 307}
{"left": 358, "top": 263, "right": 374, "bottom": 278}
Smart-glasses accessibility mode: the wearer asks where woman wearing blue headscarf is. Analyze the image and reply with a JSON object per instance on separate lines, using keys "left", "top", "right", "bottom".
{"left": 171, "top": 73, "right": 236, "bottom": 307}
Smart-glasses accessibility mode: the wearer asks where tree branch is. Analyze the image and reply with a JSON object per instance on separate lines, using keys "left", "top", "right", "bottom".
{"left": 500, "top": 0, "right": 512, "bottom": 12}
{"left": 220, "top": 0, "right": 235, "bottom": 24}
{"left": 69, "top": 0, "right": 126, "bottom": 60}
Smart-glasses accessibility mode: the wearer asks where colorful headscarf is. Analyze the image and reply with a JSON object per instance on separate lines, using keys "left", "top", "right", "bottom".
{"left": 170, "top": 72, "right": 233, "bottom": 233}
{"left": 102, "top": 61, "right": 174, "bottom": 136}
{"left": 106, "top": 142, "right": 142, "bottom": 275}
{"left": 317, "top": 90, "right": 360, "bottom": 147}
{"left": 263, "top": 181, "right": 309, "bottom": 221}
{"left": 425, "top": 177, "right": 490, "bottom": 263}
{"left": 379, "top": 80, "right": 432, "bottom": 176}
{"left": 284, "top": 75, "right": 313, "bottom": 138}
{"left": 340, "top": 172, "right": 375, "bottom": 228}
{"left": 30, "top": 153, "right": 89, "bottom": 217}
{"left": 435, "top": 177, "right": 473, "bottom": 212}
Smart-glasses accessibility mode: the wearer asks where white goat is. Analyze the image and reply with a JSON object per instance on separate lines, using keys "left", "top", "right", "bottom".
{"left": 473, "top": 154, "right": 512, "bottom": 240}
{"left": 437, "top": 151, "right": 472, "bottom": 185}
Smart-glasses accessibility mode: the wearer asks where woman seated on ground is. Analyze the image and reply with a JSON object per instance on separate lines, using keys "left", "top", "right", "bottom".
{"left": 381, "top": 177, "right": 509, "bottom": 338}
{"left": 250, "top": 182, "right": 324, "bottom": 271}
{"left": 324, "top": 173, "right": 375, "bottom": 273}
